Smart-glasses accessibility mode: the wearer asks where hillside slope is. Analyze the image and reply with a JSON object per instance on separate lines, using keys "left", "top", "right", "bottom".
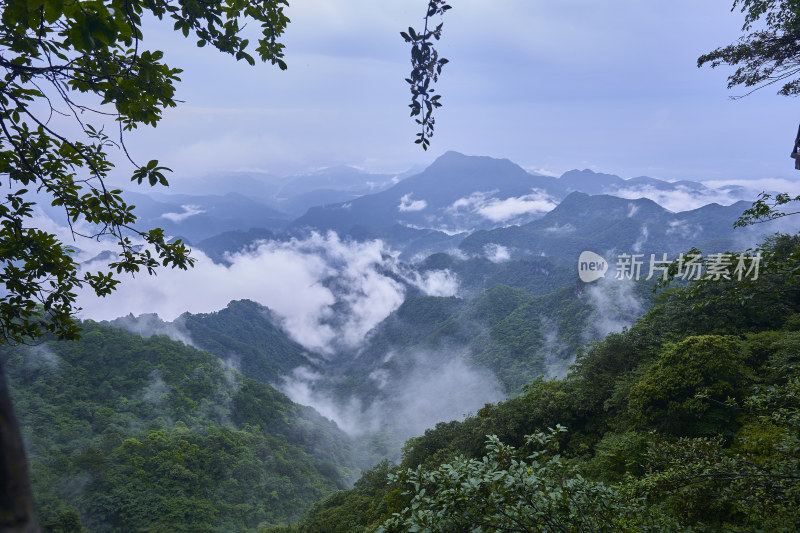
{"left": 2, "top": 323, "right": 359, "bottom": 532}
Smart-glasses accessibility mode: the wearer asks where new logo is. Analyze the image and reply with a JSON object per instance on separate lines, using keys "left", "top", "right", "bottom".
{"left": 578, "top": 251, "right": 608, "bottom": 282}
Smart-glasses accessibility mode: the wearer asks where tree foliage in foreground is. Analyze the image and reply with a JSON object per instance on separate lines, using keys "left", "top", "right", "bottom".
{"left": 379, "top": 427, "right": 673, "bottom": 533}
{"left": 699, "top": 0, "right": 800, "bottom": 97}
{"left": 401, "top": 0, "right": 450, "bottom": 150}
{"left": 698, "top": 0, "right": 800, "bottom": 166}
{"left": 0, "top": 0, "right": 293, "bottom": 343}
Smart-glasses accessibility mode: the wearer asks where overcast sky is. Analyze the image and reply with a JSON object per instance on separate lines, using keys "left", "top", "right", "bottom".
{"left": 120, "top": 0, "right": 798, "bottom": 183}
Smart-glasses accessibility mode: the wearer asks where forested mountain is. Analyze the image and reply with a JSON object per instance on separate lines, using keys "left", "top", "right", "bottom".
{"left": 317, "top": 278, "right": 654, "bottom": 404}
{"left": 1, "top": 323, "right": 360, "bottom": 532}
{"left": 284, "top": 233, "right": 800, "bottom": 533}
{"left": 112, "top": 300, "right": 318, "bottom": 386}
{"left": 103, "top": 249, "right": 653, "bottom": 453}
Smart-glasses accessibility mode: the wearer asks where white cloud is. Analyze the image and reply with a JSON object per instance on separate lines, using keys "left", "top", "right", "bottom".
{"left": 477, "top": 191, "right": 557, "bottom": 222}
{"left": 77, "top": 232, "right": 411, "bottom": 354}
{"left": 75, "top": 230, "right": 464, "bottom": 355}
{"left": 400, "top": 221, "right": 470, "bottom": 236}
{"left": 450, "top": 189, "right": 557, "bottom": 223}
{"left": 701, "top": 178, "right": 800, "bottom": 197}
{"left": 610, "top": 185, "right": 742, "bottom": 212}
{"left": 161, "top": 204, "right": 205, "bottom": 223}
{"left": 523, "top": 166, "right": 561, "bottom": 177}
{"left": 632, "top": 224, "right": 649, "bottom": 253}
{"left": 450, "top": 191, "right": 495, "bottom": 211}
{"left": 398, "top": 192, "right": 427, "bottom": 212}
{"left": 666, "top": 219, "right": 701, "bottom": 239}
{"left": 278, "top": 349, "right": 505, "bottom": 449}
{"left": 405, "top": 269, "right": 460, "bottom": 296}
{"left": 484, "top": 243, "right": 511, "bottom": 263}
{"left": 585, "top": 277, "right": 643, "bottom": 341}
{"left": 543, "top": 223, "right": 576, "bottom": 234}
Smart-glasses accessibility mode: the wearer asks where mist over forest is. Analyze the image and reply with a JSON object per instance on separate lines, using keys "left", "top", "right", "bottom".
{"left": 5, "top": 148, "right": 800, "bottom": 531}
{"left": 3, "top": 0, "right": 800, "bottom": 529}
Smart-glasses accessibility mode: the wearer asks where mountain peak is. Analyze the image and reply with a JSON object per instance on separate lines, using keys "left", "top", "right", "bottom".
{"left": 544, "top": 191, "right": 667, "bottom": 222}
{"left": 425, "top": 151, "right": 522, "bottom": 175}
{"left": 558, "top": 169, "right": 624, "bottom": 194}
{"left": 434, "top": 150, "right": 468, "bottom": 161}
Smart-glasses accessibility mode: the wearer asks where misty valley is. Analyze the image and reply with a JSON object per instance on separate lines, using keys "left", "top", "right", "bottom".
{"left": 3, "top": 153, "right": 800, "bottom": 532}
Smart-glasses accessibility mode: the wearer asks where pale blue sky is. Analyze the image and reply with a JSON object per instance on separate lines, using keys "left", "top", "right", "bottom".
{"left": 121, "top": 0, "right": 798, "bottom": 183}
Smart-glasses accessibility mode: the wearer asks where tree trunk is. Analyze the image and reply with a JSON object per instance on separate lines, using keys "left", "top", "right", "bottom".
{"left": 0, "top": 356, "right": 39, "bottom": 532}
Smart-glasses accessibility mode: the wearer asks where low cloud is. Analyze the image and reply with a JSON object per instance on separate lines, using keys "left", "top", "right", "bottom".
{"left": 77, "top": 231, "right": 453, "bottom": 355}
{"left": 610, "top": 185, "right": 743, "bottom": 212}
{"left": 584, "top": 277, "right": 643, "bottom": 340}
{"left": 279, "top": 349, "right": 505, "bottom": 456}
{"left": 543, "top": 223, "right": 576, "bottom": 234}
{"left": 110, "top": 313, "right": 196, "bottom": 347}
{"left": 161, "top": 204, "right": 205, "bottom": 223}
{"left": 484, "top": 243, "right": 511, "bottom": 263}
{"left": 404, "top": 269, "right": 459, "bottom": 297}
{"left": 701, "top": 178, "right": 800, "bottom": 198}
{"left": 540, "top": 319, "right": 570, "bottom": 379}
{"left": 523, "top": 166, "right": 560, "bottom": 177}
{"left": 449, "top": 189, "right": 557, "bottom": 223}
{"left": 666, "top": 219, "right": 701, "bottom": 240}
{"left": 632, "top": 224, "right": 649, "bottom": 253}
{"left": 477, "top": 191, "right": 558, "bottom": 222}
{"left": 398, "top": 193, "right": 427, "bottom": 212}
{"left": 24, "top": 345, "right": 62, "bottom": 374}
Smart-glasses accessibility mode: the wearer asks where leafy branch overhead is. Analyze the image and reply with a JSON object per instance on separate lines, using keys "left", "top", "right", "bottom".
{"left": 698, "top": 0, "right": 800, "bottom": 168}
{"left": 734, "top": 191, "right": 800, "bottom": 226}
{"left": 0, "top": 0, "right": 291, "bottom": 343}
{"left": 698, "top": 0, "right": 800, "bottom": 98}
{"left": 402, "top": 0, "right": 451, "bottom": 150}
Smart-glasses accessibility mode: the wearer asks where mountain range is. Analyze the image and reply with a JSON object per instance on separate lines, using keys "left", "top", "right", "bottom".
{"left": 119, "top": 151, "right": 771, "bottom": 262}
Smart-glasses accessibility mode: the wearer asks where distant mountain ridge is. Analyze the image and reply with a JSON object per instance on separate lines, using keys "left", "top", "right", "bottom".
{"left": 290, "top": 152, "right": 564, "bottom": 235}
{"left": 286, "top": 152, "right": 765, "bottom": 251}
{"left": 459, "top": 191, "right": 759, "bottom": 263}
{"left": 53, "top": 150, "right": 789, "bottom": 273}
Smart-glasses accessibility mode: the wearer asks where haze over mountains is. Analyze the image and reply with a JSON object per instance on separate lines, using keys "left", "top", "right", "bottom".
{"left": 28, "top": 150, "right": 794, "bottom": 450}
{"left": 59, "top": 151, "right": 792, "bottom": 458}
{"left": 66, "top": 151, "right": 794, "bottom": 394}
{"left": 79, "top": 151, "right": 781, "bottom": 264}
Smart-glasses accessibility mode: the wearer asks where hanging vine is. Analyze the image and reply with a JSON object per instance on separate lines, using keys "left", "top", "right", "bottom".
{"left": 401, "top": 1, "right": 451, "bottom": 150}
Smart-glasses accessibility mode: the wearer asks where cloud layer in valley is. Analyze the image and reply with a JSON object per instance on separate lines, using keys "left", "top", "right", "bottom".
{"left": 77, "top": 230, "right": 458, "bottom": 354}
{"left": 280, "top": 349, "right": 506, "bottom": 453}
